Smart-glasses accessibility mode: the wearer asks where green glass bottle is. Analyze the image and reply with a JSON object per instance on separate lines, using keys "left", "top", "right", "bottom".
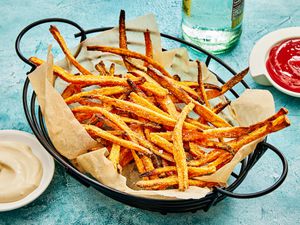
{"left": 182, "top": 0, "right": 244, "bottom": 54}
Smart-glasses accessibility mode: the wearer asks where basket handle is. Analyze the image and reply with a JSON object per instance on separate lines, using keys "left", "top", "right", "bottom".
{"left": 15, "top": 18, "right": 87, "bottom": 68}
{"left": 215, "top": 142, "right": 288, "bottom": 199}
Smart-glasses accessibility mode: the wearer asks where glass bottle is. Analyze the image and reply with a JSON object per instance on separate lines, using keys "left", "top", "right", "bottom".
{"left": 181, "top": 0, "right": 244, "bottom": 54}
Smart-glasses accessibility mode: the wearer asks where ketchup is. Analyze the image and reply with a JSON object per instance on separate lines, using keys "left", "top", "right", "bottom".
{"left": 266, "top": 38, "right": 300, "bottom": 93}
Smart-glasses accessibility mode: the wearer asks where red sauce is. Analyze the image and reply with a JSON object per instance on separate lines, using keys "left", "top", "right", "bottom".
{"left": 266, "top": 38, "right": 300, "bottom": 93}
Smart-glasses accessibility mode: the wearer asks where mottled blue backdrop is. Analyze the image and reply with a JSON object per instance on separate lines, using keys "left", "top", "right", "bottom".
{"left": 0, "top": 0, "right": 299, "bottom": 224}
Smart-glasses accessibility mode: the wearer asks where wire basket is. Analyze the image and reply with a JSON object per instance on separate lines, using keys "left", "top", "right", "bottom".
{"left": 16, "top": 18, "right": 288, "bottom": 214}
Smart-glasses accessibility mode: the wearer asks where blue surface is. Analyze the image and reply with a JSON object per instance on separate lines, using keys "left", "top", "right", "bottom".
{"left": 0, "top": 0, "right": 299, "bottom": 224}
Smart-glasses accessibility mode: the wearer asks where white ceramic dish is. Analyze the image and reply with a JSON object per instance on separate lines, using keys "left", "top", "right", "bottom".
{"left": 249, "top": 27, "right": 300, "bottom": 97}
{"left": 0, "top": 130, "right": 55, "bottom": 212}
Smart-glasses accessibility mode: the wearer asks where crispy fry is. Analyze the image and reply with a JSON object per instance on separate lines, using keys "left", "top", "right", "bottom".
{"left": 95, "top": 61, "right": 109, "bottom": 75}
{"left": 126, "top": 79, "right": 149, "bottom": 99}
{"left": 119, "top": 148, "right": 133, "bottom": 167}
{"left": 131, "top": 150, "right": 147, "bottom": 180}
{"left": 65, "top": 86, "right": 128, "bottom": 104}
{"left": 29, "top": 56, "right": 140, "bottom": 86}
{"left": 229, "top": 115, "right": 290, "bottom": 151}
{"left": 144, "top": 29, "right": 153, "bottom": 62}
{"left": 140, "top": 165, "right": 216, "bottom": 178}
{"left": 196, "top": 60, "right": 210, "bottom": 107}
{"left": 139, "top": 81, "right": 168, "bottom": 97}
{"left": 187, "top": 150, "right": 224, "bottom": 167}
{"left": 136, "top": 176, "right": 217, "bottom": 189}
{"left": 109, "top": 144, "right": 121, "bottom": 170}
{"left": 49, "top": 25, "right": 90, "bottom": 75}
{"left": 87, "top": 46, "right": 173, "bottom": 78}
{"left": 61, "top": 84, "right": 83, "bottom": 99}
{"left": 189, "top": 142, "right": 205, "bottom": 159}
{"left": 84, "top": 124, "right": 152, "bottom": 156}
{"left": 212, "top": 101, "right": 231, "bottom": 114}
{"left": 141, "top": 155, "right": 157, "bottom": 179}
{"left": 173, "top": 102, "right": 195, "bottom": 191}
{"left": 109, "top": 63, "right": 115, "bottom": 76}
{"left": 120, "top": 116, "right": 161, "bottom": 129}
{"left": 146, "top": 67, "right": 230, "bottom": 127}
{"left": 207, "top": 68, "right": 249, "bottom": 99}
{"left": 93, "top": 95, "right": 200, "bottom": 130}
{"left": 148, "top": 133, "right": 174, "bottom": 154}
{"left": 119, "top": 10, "right": 132, "bottom": 70}
{"left": 158, "top": 95, "right": 180, "bottom": 119}
{"left": 129, "top": 92, "right": 169, "bottom": 116}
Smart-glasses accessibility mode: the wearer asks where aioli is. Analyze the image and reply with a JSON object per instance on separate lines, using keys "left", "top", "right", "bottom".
{"left": 0, "top": 142, "right": 43, "bottom": 203}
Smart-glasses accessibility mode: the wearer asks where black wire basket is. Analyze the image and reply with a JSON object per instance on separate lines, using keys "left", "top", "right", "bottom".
{"left": 16, "top": 18, "right": 288, "bottom": 214}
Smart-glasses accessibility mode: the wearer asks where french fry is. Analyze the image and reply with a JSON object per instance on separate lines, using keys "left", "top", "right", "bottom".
{"left": 109, "top": 144, "right": 121, "bottom": 170}
{"left": 95, "top": 61, "right": 109, "bottom": 75}
{"left": 84, "top": 124, "right": 152, "bottom": 156}
{"left": 109, "top": 63, "right": 115, "bottom": 76}
{"left": 93, "top": 95, "right": 200, "bottom": 130}
{"left": 129, "top": 92, "right": 169, "bottom": 116}
{"left": 187, "top": 150, "right": 224, "bottom": 167}
{"left": 212, "top": 101, "right": 231, "bottom": 114}
{"left": 136, "top": 176, "right": 217, "bottom": 189}
{"left": 120, "top": 116, "right": 161, "bottom": 129}
{"left": 87, "top": 46, "right": 174, "bottom": 78}
{"left": 65, "top": 86, "right": 128, "bottom": 104}
{"left": 49, "top": 25, "right": 91, "bottom": 75}
{"left": 61, "top": 84, "right": 83, "bottom": 99}
{"left": 131, "top": 150, "right": 148, "bottom": 180}
{"left": 148, "top": 133, "right": 174, "bottom": 154}
{"left": 140, "top": 165, "right": 216, "bottom": 178}
{"left": 196, "top": 60, "right": 210, "bottom": 107}
{"left": 146, "top": 67, "right": 231, "bottom": 127}
{"left": 207, "top": 68, "right": 249, "bottom": 99}
{"left": 119, "top": 148, "right": 133, "bottom": 167}
{"left": 172, "top": 102, "right": 195, "bottom": 191}
{"left": 189, "top": 142, "right": 206, "bottom": 159}
{"left": 29, "top": 56, "right": 141, "bottom": 86}
{"left": 144, "top": 29, "right": 153, "bottom": 62}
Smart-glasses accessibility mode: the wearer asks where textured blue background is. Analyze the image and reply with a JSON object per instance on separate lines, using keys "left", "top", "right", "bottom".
{"left": 0, "top": 0, "right": 299, "bottom": 224}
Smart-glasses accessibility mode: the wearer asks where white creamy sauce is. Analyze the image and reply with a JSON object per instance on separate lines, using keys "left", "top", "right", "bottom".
{"left": 0, "top": 142, "right": 43, "bottom": 203}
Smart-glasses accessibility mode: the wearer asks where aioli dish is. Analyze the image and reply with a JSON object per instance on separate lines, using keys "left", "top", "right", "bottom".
{"left": 0, "top": 142, "right": 42, "bottom": 203}
{"left": 0, "top": 130, "right": 54, "bottom": 212}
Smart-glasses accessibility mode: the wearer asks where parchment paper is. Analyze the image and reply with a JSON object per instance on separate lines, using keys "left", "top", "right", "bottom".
{"left": 28, "top": 14, "right": 275, "bottom": 199}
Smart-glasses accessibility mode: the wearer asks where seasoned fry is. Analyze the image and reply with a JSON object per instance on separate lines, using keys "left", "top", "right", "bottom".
{"left": 187, "top": 150, "right": 224, "bottom": 167}
{"left": 29, "top": 56, "right": 140, "bottom": 86}
{"left": 148, "top": 133, "right": 174, "bottom": 154}
{"left": 172, "top": 102, "right": 195, "bottom": 191}
{"left": 207, "top": 68, "right": 249, "bottom": 99}
{"left": 93, "top": 95, "right": 200, "bottom": 130}
{"left": 65, "top": 86, "right": 128, "bottom": 104}
{"left": 87, "top": 46, "right": 173, "bottom": 78}
{"left": 136, "top": 176, "right": 217, "bottom": 189}
{"left": 120, "top": 116, "right": 161, "bottom": 129}
{"left": 159, "top": 95, "right": 180, "bottom": 119}
{"left": 129, "top": 92, "right": 169, "bottom": 117}
{"left": 131, "top": 150, "right": 148, "bottom": 180}
{"left": 144, "top": 29, "right": 153, "bottom": 61}
{"left": 95, "top": 61, "right": 109, "bottom": 75}
{"left": 196, "top": 60, "right": 210, "bottom": 107}
{"left": 84, "top": 124, "right": 152, "bottom": 156}
{"left": 61, "top": 84, "right": 83, "bottom": 99}
{"left": 189, "top": 142, "right": 205, "bottom": 159}
{"left": 49, "top": 25, "right": 91, "bottom": 75}
{"left": 212, "top": 101, "right": 231, "bottom": 114}
{"left": 109, "top": 144, "right": 121, "bottom": 170}
{"left": 146, "top": 67, "right": 231, "bottom": 127}
{"left": 109, "top": 63, "right": 115, "bottom": 76}
{"left": 140, "top": 165, "right": 216, "bottom": 178}
{"left": 119, "top": 148, "right": 133, "bottom": 167}
{"left": 119, "top": 10, "right": 132, "bottom": 71}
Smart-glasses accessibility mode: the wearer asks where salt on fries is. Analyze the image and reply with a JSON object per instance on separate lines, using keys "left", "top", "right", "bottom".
{"left": 29, "top": 11, "right": 290, "bottom": 192}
